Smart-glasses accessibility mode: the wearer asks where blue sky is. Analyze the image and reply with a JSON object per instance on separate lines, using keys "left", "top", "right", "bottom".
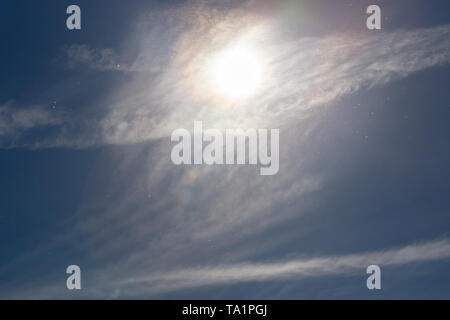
{"left": 1, "top": 0, "right": 450, "bottom": 299}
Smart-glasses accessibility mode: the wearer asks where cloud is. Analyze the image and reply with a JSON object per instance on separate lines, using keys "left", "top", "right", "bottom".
{"left": 114, "top": 237, "right": 450, "bottom": 294}
{"left": 2, "top": 1, "right": 450, "bottom": 300}
{"left": 0, "top": 104, "right": 65, "bottom": 148}
{"left": 5, "top": 237, "right": 450, "bottom": 298}
{"left": 94, "top": 21, "right": 450, "bottom": 148}
{"left": 3, "top": 1, "right": 450, "bottom": 148}
{"left": 61, "top": 44, "right": 123, "bottom": 71}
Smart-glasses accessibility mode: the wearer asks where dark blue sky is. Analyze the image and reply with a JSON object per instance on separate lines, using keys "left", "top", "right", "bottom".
{"left": 1, "top": 0, "right": 450, "bottom": 299}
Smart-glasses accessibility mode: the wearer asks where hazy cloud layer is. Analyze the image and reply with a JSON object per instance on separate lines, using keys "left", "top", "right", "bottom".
{"left": 2, "top": 2, "right": 450, "bottom": 148}
{"left": 2, "top": 1, "right": 450, "bottom": 299}
{"left": 98, "top": 17, "right": 450, "bottom": 145}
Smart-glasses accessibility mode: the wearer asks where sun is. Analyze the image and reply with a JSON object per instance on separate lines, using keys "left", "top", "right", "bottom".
{"left": 209, "top": 44, "right": 262, "bottom": 99}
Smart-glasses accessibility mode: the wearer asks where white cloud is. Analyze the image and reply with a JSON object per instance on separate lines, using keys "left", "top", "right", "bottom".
{"left": 0, "top": 104, "right": 64, "bottom": 147}
{"left": 6, "top": 237, "right": 450, "bottom": 298}
{"left": 3, "top": 2, "right": 450, "bottom": 148}
{"left": 87, "top": 20, "right": 450, "bottom": 146}
{"left": 117, "top": 237, "right": 450, "bottom": 294}
{"left": 61, "top": 44, "right": 122, "bottom": 71}
{"left": 2, "top": 1, "right": 450, "bottom": 299}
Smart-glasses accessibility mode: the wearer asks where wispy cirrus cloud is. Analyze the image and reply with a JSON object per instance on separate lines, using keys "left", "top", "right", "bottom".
{"left": 5, "top": 237, "right": 450, "bottom": 298}
{"left": 117, "top": 237, "right": 450, "bottom": 295}
{"left": 61, "top": 44, "right": 123, "bottom": 72}
{"left": 3, "top": 0, "right": 450, "bottom": 148}
{"left": 2, "top": 0, "right": 450, "bottom": 300}
{"left": 21, "top": 12, "right": 450, "bottom": 147}
{"left": 0, "top": 104, "right": 65, "bottom": 148}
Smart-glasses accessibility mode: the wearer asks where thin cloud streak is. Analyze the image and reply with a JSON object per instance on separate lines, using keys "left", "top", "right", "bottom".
{"left": 61, "top": 44, "right": 123, "bottom": 72}
{"left": 5, "top": 237, "right": 450, "bottom": 299}
{"left": 0, "top": 104, "right": 65, "bottom": 148}
{"left": 119, "top": 238, "right": 450, "bottom": 294}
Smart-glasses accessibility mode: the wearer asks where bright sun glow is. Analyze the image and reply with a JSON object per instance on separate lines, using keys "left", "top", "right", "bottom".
{"left": 209, "top": 45, "right": 262, "bottom": 99}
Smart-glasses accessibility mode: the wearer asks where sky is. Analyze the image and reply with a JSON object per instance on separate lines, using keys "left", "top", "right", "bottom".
{"left": 1, "top": 0, "right": 450, "bottom": 299}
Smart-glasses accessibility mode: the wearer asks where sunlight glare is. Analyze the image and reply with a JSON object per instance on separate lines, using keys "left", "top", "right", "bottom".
{"left": 209, "top": 44, "right": 262, "bottom": 99}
